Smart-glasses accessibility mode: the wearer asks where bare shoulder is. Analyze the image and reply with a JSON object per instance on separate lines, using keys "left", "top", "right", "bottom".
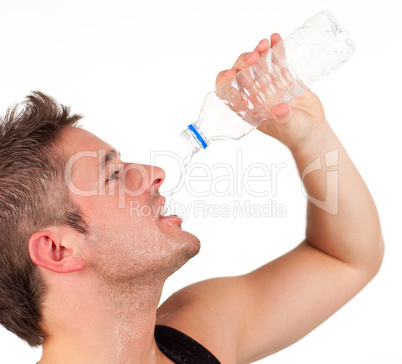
{"left": 156, "top": 276, "right": 248, "bottom": 363}
{"left": 156, "top": 241, "right": 377, "bottom": 363}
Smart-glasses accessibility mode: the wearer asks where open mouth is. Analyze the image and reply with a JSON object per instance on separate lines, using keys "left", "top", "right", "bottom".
{"left": 157, "top": 196, "right": 183, "bottom": 224}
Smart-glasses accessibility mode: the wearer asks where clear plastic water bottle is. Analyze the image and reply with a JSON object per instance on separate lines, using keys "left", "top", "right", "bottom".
{"left": 181, "top": 11, "right": 355, "bottom": 154}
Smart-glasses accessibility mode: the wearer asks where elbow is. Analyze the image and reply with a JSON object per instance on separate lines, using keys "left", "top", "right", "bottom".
{"left": 375, "top": 234, "right": 385, "bottom": 273}
{"left": 366, "top": 234, "right": 385, "bottom": 280}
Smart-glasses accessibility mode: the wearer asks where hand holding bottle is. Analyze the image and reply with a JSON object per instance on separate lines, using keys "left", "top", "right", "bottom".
{"left": 215, "top": 34, "right": 327, "bottom": 151}
{"left": 181, "top": 12, "right": 353, "bottom": 154}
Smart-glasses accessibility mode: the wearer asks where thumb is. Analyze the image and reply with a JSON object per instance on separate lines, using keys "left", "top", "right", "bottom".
{"left": 269, "top": 102, "right": 301, "bottom": 144}
{"left": 271, "top": 103, "right": 292, "bottom": 125}
{"left": 256, "top": 102, "right": 300, "bottom": 145}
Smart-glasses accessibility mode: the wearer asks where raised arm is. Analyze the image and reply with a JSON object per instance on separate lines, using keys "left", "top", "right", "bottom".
{"left": 157, "top": 35, "right": 384, "bottom": 363}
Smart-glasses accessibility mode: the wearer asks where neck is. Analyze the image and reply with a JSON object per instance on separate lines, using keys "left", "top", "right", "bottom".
{"left": 39, "top": 275, "right": 171, "bottom": 364}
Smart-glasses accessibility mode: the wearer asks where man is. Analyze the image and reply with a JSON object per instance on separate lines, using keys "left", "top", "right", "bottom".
{"left": 0, "top": 34, "right": 384, "bottom": 363}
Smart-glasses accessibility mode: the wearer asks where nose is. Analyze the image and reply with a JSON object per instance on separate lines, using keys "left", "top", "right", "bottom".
{"left": 123, "top": 163, "right": 165, "bottom": 196}
{"left": 148, "top": 165, "right": 165, "bottom": 194}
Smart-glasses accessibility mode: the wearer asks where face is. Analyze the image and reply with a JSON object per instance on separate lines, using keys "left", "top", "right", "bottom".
{"left": 60, "top": 126, "right": 200, "bottom": 284}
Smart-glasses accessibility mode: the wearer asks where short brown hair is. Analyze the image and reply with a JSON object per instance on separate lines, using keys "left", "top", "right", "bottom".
{"left": 0, "top": 91, "right": 88, "bottom": 346}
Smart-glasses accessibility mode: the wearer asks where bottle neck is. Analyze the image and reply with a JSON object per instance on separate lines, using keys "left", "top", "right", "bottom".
{"left": 181, "top": 123, "right": 208, "bottom": 154}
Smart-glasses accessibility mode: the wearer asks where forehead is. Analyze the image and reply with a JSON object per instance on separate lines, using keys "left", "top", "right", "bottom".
{"left": 60, "top": 126, "right": 112, "bottom": 155}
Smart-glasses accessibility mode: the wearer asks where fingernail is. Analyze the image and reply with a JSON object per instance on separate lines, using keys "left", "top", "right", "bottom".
{"left": 245, "top": 52, "right": 252, "bottom": 60}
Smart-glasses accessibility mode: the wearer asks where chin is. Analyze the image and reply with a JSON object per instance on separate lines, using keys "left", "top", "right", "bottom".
{"left": 165, "top": 231, "right": 201, "bottom": 276}
{"left": 178, "top": 229, "right": 201, "bottom": 260}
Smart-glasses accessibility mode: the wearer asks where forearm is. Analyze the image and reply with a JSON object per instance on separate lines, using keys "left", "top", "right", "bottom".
{"left": 214, "top": 38, "right": 384, "bottom": 272}
{"left": 290, "top": 119, "right": 384, "bottom": 272}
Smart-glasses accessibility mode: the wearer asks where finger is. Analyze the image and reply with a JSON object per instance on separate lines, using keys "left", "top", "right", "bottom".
{"left": 215, "top": 68, "right": 236, "bottom": 87}
{"left": 217, "top": 34, "right": 283, "bottom": 87}
{"left": 271, "top": 33, "right": 285, "bottom": 59}
{"left": 231, "top": 51, "right": 259, "bottom": 72}
{"left": 270, "top": 33, "right": 282, "bottom": 48}
{"left": 254, "top": 38, "right": 270, "bottom": 55}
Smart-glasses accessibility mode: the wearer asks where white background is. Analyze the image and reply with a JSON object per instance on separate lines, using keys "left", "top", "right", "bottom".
{"left": 0, "top": 0, "right": 401, "bottom": 363}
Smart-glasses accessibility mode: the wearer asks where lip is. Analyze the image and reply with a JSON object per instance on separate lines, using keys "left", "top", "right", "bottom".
{"left": 159, "top": 214, "right": 182, "bottom": 222}
{"left": 155, "top": 196, "right": 183, "bottom": 225}
{"left": 158, "top": 214, "right": 183, "bottom": 225}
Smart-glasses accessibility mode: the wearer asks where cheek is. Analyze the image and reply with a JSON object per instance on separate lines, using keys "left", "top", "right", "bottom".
{"left": 73, "top": 193, "right": 146, "bottom": 232}
{"left": 67, "top": 172, "right": 98, "bottom": 199}
{"left": 85, "top": 224, "right": 164, "bottom": 274}
{"left": 121, "top": 165, "right": 150, "bottom": 195}
{"left": 126, "top": 200, "right": 160, "bottom": 223}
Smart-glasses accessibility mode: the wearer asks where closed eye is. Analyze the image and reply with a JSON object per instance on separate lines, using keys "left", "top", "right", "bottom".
{"left": 107, "top": 170, "right": 120, "bottom": 182}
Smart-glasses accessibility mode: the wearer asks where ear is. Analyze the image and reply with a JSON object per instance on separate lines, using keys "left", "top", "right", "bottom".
{"left": 28, "top": 229, "right": 85, "bottom": 273}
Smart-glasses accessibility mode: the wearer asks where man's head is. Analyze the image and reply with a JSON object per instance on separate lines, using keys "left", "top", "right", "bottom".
{"left": 0, "top": 92, "right": 87, "bottom": 346}
{"left": 0, "top": 92, "right": 199, "bottom": 347}
{"left": 57, "top": 126, "right": 200, "bottom": 288}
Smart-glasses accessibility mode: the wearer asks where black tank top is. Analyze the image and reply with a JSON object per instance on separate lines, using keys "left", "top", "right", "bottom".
{"left": 36, "top": 326, "right": 220, "bottom": 364}
{"left": 155, "top": 325, "right": 221, "bottom": 363}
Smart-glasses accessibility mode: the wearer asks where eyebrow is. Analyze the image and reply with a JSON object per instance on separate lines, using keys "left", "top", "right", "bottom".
{"left": 98, "top": 148, "right": 121, "bottom": 181}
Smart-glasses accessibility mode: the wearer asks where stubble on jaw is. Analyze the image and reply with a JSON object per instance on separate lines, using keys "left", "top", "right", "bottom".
{"left": 81, "top": 222, "right": 200, "bottom": 312}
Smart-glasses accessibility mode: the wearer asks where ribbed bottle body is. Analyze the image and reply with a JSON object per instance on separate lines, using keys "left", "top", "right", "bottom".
{"left": 181, "top": 11, "right": 355, "bottom": 154}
